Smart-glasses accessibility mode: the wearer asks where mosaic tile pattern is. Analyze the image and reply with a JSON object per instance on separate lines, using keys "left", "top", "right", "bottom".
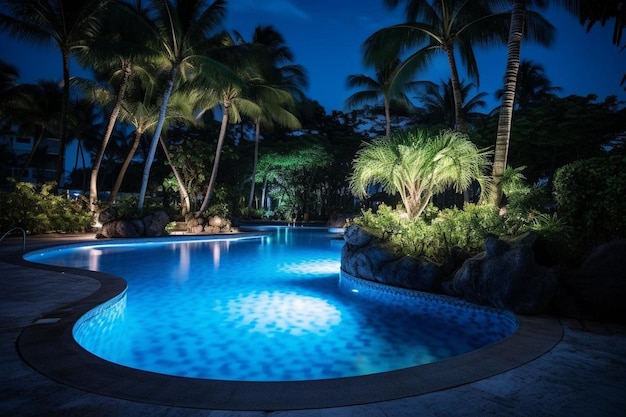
{"left": 30, "top": 228, "right": 517, "bottom": 382}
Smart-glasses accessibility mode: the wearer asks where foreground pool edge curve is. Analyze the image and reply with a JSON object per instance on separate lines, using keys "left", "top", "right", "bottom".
{"left": 14, "top": 237, "right": 564, "bottom": 411}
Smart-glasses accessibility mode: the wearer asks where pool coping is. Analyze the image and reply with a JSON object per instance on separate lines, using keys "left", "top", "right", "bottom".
{"left": 11, "top": 239, "right": 563, "bottom": 411}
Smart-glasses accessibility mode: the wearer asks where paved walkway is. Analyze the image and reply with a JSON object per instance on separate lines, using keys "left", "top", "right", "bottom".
{"left": 1, "top": 234, "right": 625, "bottom": 416}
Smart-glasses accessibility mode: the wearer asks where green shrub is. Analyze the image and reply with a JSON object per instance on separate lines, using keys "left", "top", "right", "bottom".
{"left": 0, "top": 181, "right": 93, "bottom": 234}
{"left": 355, "top": 203, "right": 504, "bottom": 264}
{"left": 554, "top": 155, "right": 626, "bottom": 245}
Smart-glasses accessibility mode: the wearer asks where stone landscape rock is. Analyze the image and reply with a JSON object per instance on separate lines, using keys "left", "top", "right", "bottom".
{"left": 343, "top": 224, "right": 373, "bottom": 247}
{"left": 341, "top": 225, "right": 443, "bottom": 292}
{"left": 447, "top": 234, "right": 559, "bottom": 314}
{"left": 99, "top": 219, "right": 140, "bottom": 238}
{"left": 563, "top": 239, "right": 626, "bottom": 319}
{"left": 97, "top": 207, "right": 117, "bottom": 225}
{"left": 144, "top": 211, "right": 170, "bottom": 237}
{"left": 97, "top": 210, "right": 170, "bottom": 238}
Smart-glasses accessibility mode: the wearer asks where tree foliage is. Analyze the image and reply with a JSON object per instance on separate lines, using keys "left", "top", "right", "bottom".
{"left": 349, "top": 129, "right": 491, "bottom": 220}
{"left": 554, "top": 155, "right": 626, "bottom": 246}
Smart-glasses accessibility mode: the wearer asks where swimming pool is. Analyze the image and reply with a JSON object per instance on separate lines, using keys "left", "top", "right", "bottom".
{"left": 24, "top": 227, "right": 517, "bottom": 382}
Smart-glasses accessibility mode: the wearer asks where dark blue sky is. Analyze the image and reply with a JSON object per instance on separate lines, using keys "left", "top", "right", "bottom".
{"left": 1, "top": 1, "right": 624, "bottom": 113}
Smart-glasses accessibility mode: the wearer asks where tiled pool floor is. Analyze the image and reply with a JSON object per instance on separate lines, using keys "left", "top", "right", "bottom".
{"left": 2, "top": 234, "right": 626, "bottom": 416}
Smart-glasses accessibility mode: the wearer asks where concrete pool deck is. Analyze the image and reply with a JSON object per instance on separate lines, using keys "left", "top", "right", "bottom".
{"left": 1, "top": 233, "right": 625, "bottom": 416}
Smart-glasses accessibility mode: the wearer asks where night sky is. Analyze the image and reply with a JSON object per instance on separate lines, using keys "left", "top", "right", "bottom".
{"left": 1, "top": 1, "right": 624, "bottom": 113}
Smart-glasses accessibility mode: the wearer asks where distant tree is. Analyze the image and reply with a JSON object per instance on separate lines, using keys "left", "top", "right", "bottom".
{"left": 345, "top": 58, "right": 424, "bottom": 137}
{"left": 233, "top": 25, "right": 306, "bottom": 212}
{"left": 476, "top": 94, "right": 626, "bottom": 183}
{"left": 495, "top": 59, "right": 561, "bottom": 111}
{"left": 0, "top": 0, "right": 114, "bottom": 186}
{"left": 3, "top": 81, "right": 63, "bottom": 179}
{"left": 257, "top": 137, "right": 333, "bottom": 219}
{"left": 364, "top": 0, "right": 510, "bottom": 134}
{"left": 419, "top": 79, "right": 488, "bottom": 128}
{"left": 0, "top": 60, "right": 18, "bottom": 106}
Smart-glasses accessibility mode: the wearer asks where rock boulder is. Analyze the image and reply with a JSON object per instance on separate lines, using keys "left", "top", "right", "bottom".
{"left": 447, "top": 234, "right": 558, "bottom": 314}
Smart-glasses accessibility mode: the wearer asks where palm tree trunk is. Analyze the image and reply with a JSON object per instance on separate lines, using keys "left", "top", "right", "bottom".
{"left": 444, "top": 47, "right": 468, "bottom": 134}
{"left": 106, "top": 128, "right": 142, "bottom": 206}
{"left": 159, "top": 135, "right": 191, "bottom": 215}
{"left": 55, "top": 48, "right": 71, "bottom": 188}
{"left": 492, "top": 0, "right": 526, "bottom": 207}
{"left": 18, "top": 127, "right": 45, "bottom": 179}
{"left": 383, "top": 96, "right": 391, "bottom": 137}
{"left": 247, "top": 120, "right": 261, "bottom": 211}
{"left": 89, "top": 61, "right": 132, "bottom": 212}
{"left": 197, "top": 97, "right": 230, "bottom": 215}
{"left": 261, "top": 174, "right": 269, "bottom": 210}
{"left": 138, "top": 65, "right": 178, "bottom": 209}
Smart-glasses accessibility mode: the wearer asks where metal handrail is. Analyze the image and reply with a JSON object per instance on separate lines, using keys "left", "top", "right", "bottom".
{"left": 0, "top": 227, "right": 26, "bottom": 253}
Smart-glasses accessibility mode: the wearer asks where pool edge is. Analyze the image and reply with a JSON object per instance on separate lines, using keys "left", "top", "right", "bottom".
{"left": 13, "top": 247, "right": 563, "bottom": 411}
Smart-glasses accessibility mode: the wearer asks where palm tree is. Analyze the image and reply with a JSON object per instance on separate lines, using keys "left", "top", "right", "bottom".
{"left": 135, "top": 0, "right": 234, "bottom": 210}
{"left": 75, "top": 1, "right": 155, "bottom": 212}
{"left": 349, "top": 129, "right": 491, "bottom": 220}
{"left": 196, "top": 81, "right": 261, "bottom": 215}
{"left": 494, "top": 59, "right": 561, "bottom": 111}
{"left": 0, "top": 60, "right": 19, "bottom": 105}
{"left": 491, "top": 0, "right": 567, "bottom": 207}
{"left": 364, "top": 0, "right": 510, "bottom": 134}
{"left": 0, "top": 0, "right": 114, "bottom": 186}
{"left": 236, "top": 25, "right": 306, "bottom": 212}
{"left": 345, "top": 58, "right": 423, "bottom": 137}
{"left": 106, "top": 80, "right": 162, "bottom": 206}
{"left": 419, "top": 79, "right": 488, "bottom": 128}
{"left": 3, "top": 81, "right": 63, "bottom": 179}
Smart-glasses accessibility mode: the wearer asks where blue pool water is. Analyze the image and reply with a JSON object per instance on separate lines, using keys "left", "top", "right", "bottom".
{"left": 25, "top": 227, "right": 517, "bottom": 381}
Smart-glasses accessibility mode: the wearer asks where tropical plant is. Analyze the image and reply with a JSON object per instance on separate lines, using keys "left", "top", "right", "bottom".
{"left": 355, "top": 203, "right": 504, "bottom": 263}
{"left": 234, "top": 25, "right": 306, "bottom": 212}
{"left": 345, "top": 58, "right": 424, "bottom": 137}
{"left": 256, "top": 137, "right": 333, "bottom": 219}
{"left": 0, "top": 180, "right": 93, "bottom": 234}
{"left": 135, "top": 0, "right": 234, "bottom": 209}
{"left": 364, "top": 0, "right": 510, "bottom": 134}
{"left": 195, "top": 85, "right": 254, "bottom": 214}
{"left": 349, "top": 129, "right": 492, "bottom": 220}
{"left": 0, "top": 0, "right": 114, "bottom": 186}
{"left": 75, "top": 0, "right": 156, "bottom": 211}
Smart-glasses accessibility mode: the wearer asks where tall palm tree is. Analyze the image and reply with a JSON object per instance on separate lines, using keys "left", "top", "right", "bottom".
{"left": 349, "top": 129, "right": 491, "bottom": 220}
{"left": 106, "top": 80, "right": 162, "bottom": 206}
{"left": 0, "top": 0, "right": 114, "bottom": 186}
{"left": 75, "top": 0, "right": 155, "bottom": 211}
{"left": 494, "top": 59, "right": 561, "bottom": 110}
{"left": 196, "top": 81, "right": 261, "bottom": 215}
{"left": 136, "top": 0, "right": 234, "bottom": 209}
{"left": 491, "top": 0, "right": 567, "bottom": 207}
{"left": 420, "top": 78, "right": 488, "bottom": 128}
{"left": 364, "top": 0, "right": 510, "bottom": 134}
{"left": 345, "top": 58, "right": 423, "bottom": 137}
{"left": 236, "top": 25, "right": 306, "bottom": 211}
